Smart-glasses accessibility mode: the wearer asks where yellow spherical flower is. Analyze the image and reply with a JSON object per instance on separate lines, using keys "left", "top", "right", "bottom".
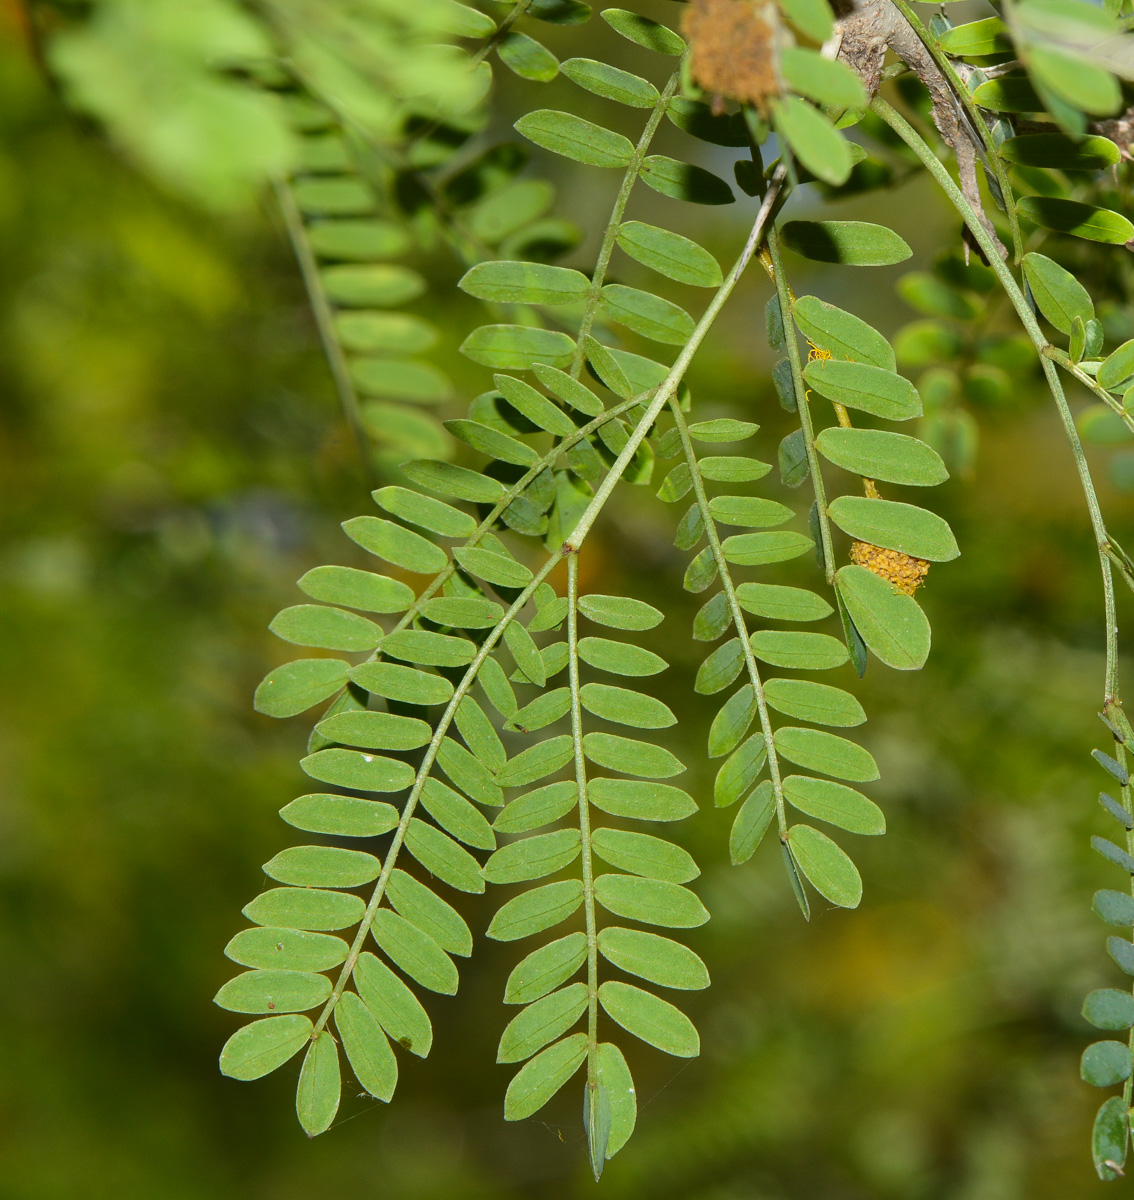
{"left": 849, "top": 541, "right": 930, "bottom": 595}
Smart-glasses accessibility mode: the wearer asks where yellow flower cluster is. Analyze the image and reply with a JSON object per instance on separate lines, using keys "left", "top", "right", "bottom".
{"left": 849, "top": 541, "right": 930, "bottom": 595}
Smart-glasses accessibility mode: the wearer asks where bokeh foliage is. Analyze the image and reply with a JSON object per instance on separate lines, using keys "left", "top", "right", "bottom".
{"left": 3, "top": 5, "right": 1134, "bottom": 1196}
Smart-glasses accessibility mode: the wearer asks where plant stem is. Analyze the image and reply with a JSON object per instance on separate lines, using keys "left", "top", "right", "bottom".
{"left": 764, "top": 228, "right": 838, "bottom": 584}
{"left": 888, "top": 0, "right": 1024, "bottom": 263}
{"left": 569, "top": 67, "right": 683, "bottom": 379}
{"left": 566, "top": 551, "right": 602, "bottom": 1179}
{"left": 668, "top": 398, "right": 789, "bottom": 841}
{"left": 274, "top": 177, "right": 371, "bottom": 478}
{"left": 565, "top": 168, "right": 789, "bottom": 550}
{"left": 873, "top": 95, "right": 1120, "bottom": 703}
{"left": 1043, "top": 346, "right": 1134, "bottom": 436}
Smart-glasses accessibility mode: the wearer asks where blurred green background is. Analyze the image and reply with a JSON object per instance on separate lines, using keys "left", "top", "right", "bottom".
{"left": 3, "top": 14, "right": 1134, "bottom": 1199}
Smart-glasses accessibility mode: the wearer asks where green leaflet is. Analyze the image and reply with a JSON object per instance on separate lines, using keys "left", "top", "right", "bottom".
{"left": 1092, "top": 1096, "right": 1129, "bottom": 1181}
{"left": 254, "top": 658, "right": 350, "bottom": 718}
{"left": 299, "top": 566, "right": 414, "bottom": 614}
{"left": 419, "top": 777, "right": 497, "bottom": 851}
{"left": 578, "top": 596, "right": 662, "bottom": 631}
{"left": 497, "top": 31, "right": 560, "bottom": 81}
{"left": 780, "top": 47, "right": 867, "bottom": 110}
{"left": 453, "top": 545, "right": 534, "bottom": 589}
{"left": 581, "top": 682, "right": 675, "bottom": 728}
{"left": 1021, "top": 252, "right": 1094, "bottom": 335}
{"left": 591, "top": 828, "right": 699, "bottom": 883}
{"left": 792, "top": 295, "right": 896, "bottom": 370}
{"left": 561, "top": 57, "right": 659, "bottom": 107}
{"left": 1030, "top": 45, "right": 1119, "bottom": 120}
{"left": 342, "top": 516, "right": 447, "bottom": 574}
{"left": 301, "top": 748, "right": 415, "bottom": 793}
{"left": 487, "top": 880, "right": 585, "bottom": 941}
{"left": 214, "top": 969, "right": 332, "bottom": 1014}
{"left": 480, "top": 655, "right": 519, "bottom": 718}
{"left": 689, "top": 419, "right": 758, "bottom": 443}
{"left": 243, "top": 887, "right": 364, "bottom": 933}
{"left": 595, "top": 1042, "right": 636, "bottom": 1162}
{"left": 589, "top": 777, "right": 698, "bottom": 821}
{"left": 1098, "top": 340, "right": 1134, "bottom": 391}
{"left": 1081, "top": 1041, "right": 1133, "bottom": 1087}
{"left": 715, "top": 735, "right": 768, "bottom": 808}
{"left": 372, "top": 909, "right": 458, "bottom": 995}
{"left": 498, "top": 983, "right": 589, "bottom": 1063}
{"left": 783, "top": 775, "right": 885, "bottom": 835}
{"left": 447, "top": 419, "right": 538, "bottom": 467}
{"left": 828, "top": 496, "right": 959, "bottom": 561}
{"left": 270, "top": 604, "right": 383, "bottom": 652}
{"left": 495, "top": 781, "right": 579, "bottom": 834}
{"left": 780, "top": 220, "right": 911, "bottom": 266}
{"left": 222, "top": 926, "right": 343, "bottom": 974}
{"left": 504, "top": 1033, "right": 588, "bottom": 1120}
{"left": 280, "top": 794, "right": 399, "bottom": 838}
{"left": 505, "top": 933, "right": 588, "bottom": 1004}
{"left": 355, "top": 951, "right": 433, "bottom": 1058}
{"left": 1017, "top": 198, "right": 1134, "bottom": 245}
{"left": 593, "top": 873, "right": 709, "bottom": 927}
{"left": 836, "top": 564, "right": 931, "bottom": 670}
{"left": 578, "top": 637, "right": 667, "bottom": 676}
{"left": 455, "top": 696, "right": 506, "bottom": 772}
{"left": 749, "top": 630, "right": 849, "bottom": 671}
{"left": 708, "top": 685, "right": 756, "bottom": 759}
{"left": 694, "top": 592, "right": 730, "bottom": 642}
{"left": 699, "top": 456, "right": 772, "bottom": 483}
{"left": 736, "top": 582, "right": 832, "bottom": 622}
{"left": 803, "top": 360, "right": 922, "bottom": 420}
{"left": 321, "top": 265, "right": 425, "bottom": 307}
{"left": 495, "top": 374, "right": 578, "bottom": 434}
{"left": 386, "top": 869, "right": 473, "bottom": 957}
{"left": 777, "top": 0, "right": 834, "bottom": 41}
{"left": 708, "top": 496, "right": 794, "bottom": 528}
{"left": 639, "top": 155, "right": 735, "bottom": 205}
{"left": 402, "top": 460, "right": 507, "bottom": 504}
{"left": 317, "top": 710, "right": 430, "bottom": 751}
{"left": 667, "top": 98, "right": 747, "bottom": 147}
{"left": 505, "top": 689, "right": 573, "bottom": 733}
{"left": 220, "top": 1014, "right": 312, "bottom": 1081}
{"left": 999, "top": 133, "right": 1120, "bottom": 172}
{"left": 351, "top": 662, "right": 455, "bottom": 706}
{"left": 335, "top": 312, "right": 438, "bottom": 355}
{"left": 382, "top": 629, "right": 476, "bottom": 668}
{"left": 601, "top": 7, "right": 685, "bottom": 54}
{"left": 695, "top": 638, "right": 744, "bottom": 694}
{"left": 533, "top": 364, "right": 604, "bottom": 416}
{"left": 601, "top": 284, "right": 695, "bottom": 346}
{"left": 598, "top": 927, "right": 709, "bottom": 989}
{"left": 616, "top": 221, "right": 723, "bottom": 288}
{"left": 598, "top": 981, "right": 699, "bottom": 1057}
{"left": 730, "top": 781, "right": 776, "bottom": 864}
{"left": 515, "top": 109, "right": 634, "bottom": 168}
{"left": 335, "top": 991, "right": 397, "bottom": 1102}
{"left": 496, "top": 736, "right": 575, "bottom": 788}
{"left": 583, "top": 732, "right": 686, "bottom": 778}
{"left": 264, "top": 845, "right": 382, "bottom": 888}
{"left": 763, "top": 679, "right": 865, "bottom": 727}
{"left": 482, "top": 829, "right": 582, "bottom": 884}
{"left": 774, "top": 728, "right": 879, "bottom": 782}
{"left": 459, "top": 260, "right": 590, "bottom": 305}
{"left": 722, "top": 531, "right": 814, "bottom": 566}
{"left": 505, "top": 622, "right": 547, "bottom": 688}
{"left": 296, "top": 1032, "right": 341, "bottom": 1137}
{"left": 461, "top": 324, "right": 576, "bottom": 371}
{"left": 308, "top": 218, "right": 408, "bottom": 259}
{"left": 773, "top": 98, "right": 852, "bottom": 187}
{"left": 684, "top": 547, "right": 719, "bottom": 593}
{"left": 404, "top": 818, "right": 485, "bottom": 894}
{"left": 972, "top": 73, "right": 1043, "bottom": 113}
{"left": 937, "top": 16, "right": 1009, "bottom": 55}
{"left": 815, "top": 428, "right": 948, "bottom": 486}
{"left": 1083, "top": 988, "right": 1134, "bottom": 1031}
{"left": 468, "top": 179, "right": 555, "bottom": 243}
{"left": 787, "top": 824, "right": 863, "bottom": 907}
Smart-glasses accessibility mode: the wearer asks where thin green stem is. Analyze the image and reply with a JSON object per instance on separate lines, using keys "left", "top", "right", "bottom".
{"left": 1043, "top": 346, "right": 1134, "bottom": 436}
{"left": 274, "top": 177, "right": 371, "bottom": 477}
{"left": 765, "top": 228, "right": 837, "bottom": 585}
{"left": 568, "top": 67, "right": 683, "bottom": 378}
{"left": 566, "top": 552, "right": 601, "bottom": 1176}
{"left": 469, "top": 0, "right": 534, "bottom": 65}
{"left": 873, "top": 95, "right": 1120, "bottom": 704}
{"left": 888, "top": 0, "right": 1024, "bottom": 263}
{"left": 312, "top": 549, "right": 563, "bottom": 1037}
{"left": 565, "top": 169, "right": 789, "bottom": 551}
{"left": 669, "top": 398, "right": 789, "bottom": 841}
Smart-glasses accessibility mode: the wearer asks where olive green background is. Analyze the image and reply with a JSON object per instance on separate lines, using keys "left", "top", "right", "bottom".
{"left": 1, "top": 22, "right": 1132, "bottom": 1200}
